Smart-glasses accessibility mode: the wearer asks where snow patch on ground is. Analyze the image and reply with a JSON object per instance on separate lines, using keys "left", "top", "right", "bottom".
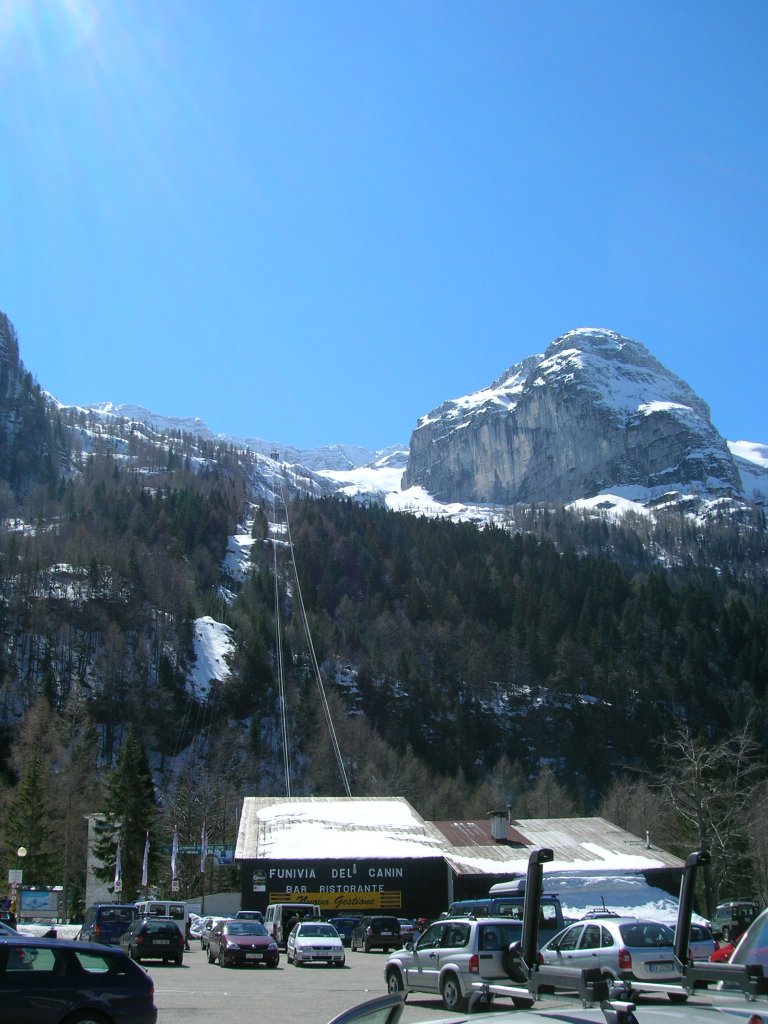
{"left": 189, "top": 616, "right": 234, "bottom": 698}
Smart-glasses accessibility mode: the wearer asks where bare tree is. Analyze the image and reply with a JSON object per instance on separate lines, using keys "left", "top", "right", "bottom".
{"left": 659, "top": 720, "right": 760, "bottom": 915}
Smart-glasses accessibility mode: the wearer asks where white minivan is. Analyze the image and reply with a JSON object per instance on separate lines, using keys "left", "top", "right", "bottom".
{"left": 263, "top": 902, "right": 321, "bottom": 947}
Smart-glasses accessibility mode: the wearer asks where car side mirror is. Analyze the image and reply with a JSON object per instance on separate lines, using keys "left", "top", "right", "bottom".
{"left": 404, "top": 940, "right": 414, "bottom": 951}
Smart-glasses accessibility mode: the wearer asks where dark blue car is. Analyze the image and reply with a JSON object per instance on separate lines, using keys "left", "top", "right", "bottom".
{"left": 326, "top": 916, "right": 361, "bottom": 947}
{"left": 0, "top": 935, "right": 157, "bottom": 1024}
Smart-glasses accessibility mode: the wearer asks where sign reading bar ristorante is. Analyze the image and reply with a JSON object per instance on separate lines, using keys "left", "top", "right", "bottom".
{"left": 247, "top": 858, "right": 446, "bottom": 915}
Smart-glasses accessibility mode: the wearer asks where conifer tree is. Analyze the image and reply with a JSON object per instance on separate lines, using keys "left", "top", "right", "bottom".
{"left": 93, "top": 727, "right": 159, "bottom": 899}
{"left": 2, "top": 746, "right": 57, "bottom": 884}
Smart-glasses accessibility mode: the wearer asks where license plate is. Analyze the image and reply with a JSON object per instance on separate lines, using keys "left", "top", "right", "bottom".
{"left": 154, "top": 940, "right": 170, "bottom": 946}
{"left": 381, "top": 932, "right": 393, "bottom": 936}
{"left": 246, "top": 952, "right": 263, "bottom": 959}
{"left": 648, "top": 961, "right": 673, "bottom": 972}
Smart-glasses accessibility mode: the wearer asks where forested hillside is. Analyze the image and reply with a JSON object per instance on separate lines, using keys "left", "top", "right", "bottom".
{"left": 1, "top": 310, "right": 767, "bottom": 915}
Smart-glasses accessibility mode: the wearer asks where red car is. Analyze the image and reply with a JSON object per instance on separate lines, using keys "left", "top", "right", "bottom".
{"left": 206, "top": 918, "right": 280, "bottom": 968}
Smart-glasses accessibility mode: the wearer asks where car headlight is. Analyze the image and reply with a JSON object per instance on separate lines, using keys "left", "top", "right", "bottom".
{"left": 268, "top": 941, "right": 278, "bottom": 950}
{"left": 227, "top": 942, "right": 240, "bottom": 950}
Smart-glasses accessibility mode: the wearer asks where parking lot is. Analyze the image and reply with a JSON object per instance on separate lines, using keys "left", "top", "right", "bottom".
{"left": 151, "top": 941, "right": 457, "bottom": 1024}
{"left": 149, "top": 941, "right": 763, "bottom": 1024}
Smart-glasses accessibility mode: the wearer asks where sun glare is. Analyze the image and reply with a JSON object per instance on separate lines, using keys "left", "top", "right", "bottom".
{"left": 0, "top": 0, "right": 99, "bottom": 70}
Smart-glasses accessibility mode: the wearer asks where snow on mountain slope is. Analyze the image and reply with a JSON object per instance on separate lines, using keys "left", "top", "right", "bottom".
{"left": 403, "top": 328, "right": 744, "bottom": 505}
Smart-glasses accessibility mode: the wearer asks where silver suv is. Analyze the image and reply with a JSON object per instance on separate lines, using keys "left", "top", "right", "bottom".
{"left": 539, "top": 916, "right": 686, "bottom": 1001}
{"left": 384, "top": 917, "right": 525, "bottom": 1012}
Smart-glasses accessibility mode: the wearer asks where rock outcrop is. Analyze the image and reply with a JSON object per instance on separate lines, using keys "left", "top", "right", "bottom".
{"left": 401, "top": 328, "right": 742, "bottom": 504}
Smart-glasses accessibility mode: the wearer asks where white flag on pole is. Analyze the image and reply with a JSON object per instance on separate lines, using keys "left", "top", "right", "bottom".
{"left": 141, "top": 831, "right": 150, "bottom": 888}
{"left": 171, "top": 828, "right": 179, "bottom": 882}
{"left": 200, "top": 822, "right": 208, "bottom": 873}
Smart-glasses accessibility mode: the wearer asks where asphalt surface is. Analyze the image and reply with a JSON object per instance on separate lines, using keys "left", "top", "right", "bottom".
{"left": 149, "top": 941, "right": 768, "bottom": 1024}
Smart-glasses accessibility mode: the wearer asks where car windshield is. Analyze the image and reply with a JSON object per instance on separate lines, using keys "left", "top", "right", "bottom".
{"left": 300, "top": 924, "right": 337, "bottom": 937}
{"left": 619, "top": 923, "right": 674, "bottom": 947}
{"left": 226, "top": 921, "right": 267, "bottom": 936}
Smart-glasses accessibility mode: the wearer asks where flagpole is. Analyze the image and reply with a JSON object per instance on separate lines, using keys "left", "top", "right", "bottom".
{"left": 200, "top": 821, "right": 207, "bottom": 914}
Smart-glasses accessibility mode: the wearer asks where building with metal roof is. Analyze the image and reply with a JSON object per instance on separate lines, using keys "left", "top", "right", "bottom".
{"left": 235, "top": 797, "right": 686, "bottom": 920}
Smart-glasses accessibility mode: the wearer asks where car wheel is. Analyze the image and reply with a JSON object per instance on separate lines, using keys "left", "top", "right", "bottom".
{"left": 386, "top": 968, "right": 404, "bottom": 994}
{"left": 441, "top": 972, "right": 468, "bottom": 1013}
{"left": 668, "top": 993, "right": 688, "bottom": 1004}
{"left": 287, "top": 951, "right": 293, "bottom": 964}
{"left": 207, "top": 946, "right": 216, "bottom": 964}
{"left": 174, "top": 956, "right": 183, "bottom": 966}
{"left": 364, "top": 939, "right": 371, "bottom": 953}
{"left": 511, "top": 997, "right": 534, "bottom": 1009}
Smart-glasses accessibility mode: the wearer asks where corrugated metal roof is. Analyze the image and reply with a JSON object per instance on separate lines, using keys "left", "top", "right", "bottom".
{"left": 235, "top": 799, "right": 684, "bottom": 878}
{"left": 443, "top": 817, "right": 685, "bottom": 876}
{"left": 432, "top": 818, "right": 531, "bottom": 847}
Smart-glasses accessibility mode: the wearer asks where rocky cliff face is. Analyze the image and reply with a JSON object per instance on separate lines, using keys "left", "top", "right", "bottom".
{"left": 401, "top": 328, "right": 743, "bottom": 504}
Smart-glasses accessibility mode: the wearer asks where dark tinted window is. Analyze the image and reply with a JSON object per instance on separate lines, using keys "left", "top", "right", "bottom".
{"left": 98, "top": 906, "right": 135, "bottom": 922}
{"left": 619, "top": 923, "right": 674, "bottom": 948}
{"left": 372, "top": 917, "right": 399, "bottom": 930}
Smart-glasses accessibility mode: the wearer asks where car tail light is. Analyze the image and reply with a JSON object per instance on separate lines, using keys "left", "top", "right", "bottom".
{"left": 618, "top": 947, "right": 632, "bottom": 969}
{"left": 366, "top": 927, "right": 373, "bottom": 936}
{"left": 747, "top": 1017, "right": 764, "bottom": 1024}
{"left": 93, "top": 924, "right": 101, "bottom": 938}
{"left": 536, "top": 951, "right": 544, "bottom": 965}
{"left": 136, "top": 935, "right": 144, "bottom": 946}
{"left": 468, "top": 953, "right": 479, "bottom": 974}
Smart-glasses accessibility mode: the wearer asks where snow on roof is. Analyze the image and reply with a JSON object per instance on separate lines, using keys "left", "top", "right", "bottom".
{"left": 437, "top": 817, "right": 684, "bottom": 877}
{"left": 236, "top": 803, "right": 685, "bottom": 886}
{"left": 236, "top": 796, "right": 450, "bottom": 861}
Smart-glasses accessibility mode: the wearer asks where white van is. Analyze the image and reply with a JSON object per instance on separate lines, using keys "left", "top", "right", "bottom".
{"left": 263, "top": 902, "right": 321, "bottom": 947}
{"left": 134, "top": 899, "right": 187, "bottom": 924}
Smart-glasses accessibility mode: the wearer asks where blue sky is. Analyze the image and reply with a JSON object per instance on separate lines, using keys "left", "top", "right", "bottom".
{"left": 1, "top": 1, "right": 766, "bottom": 451}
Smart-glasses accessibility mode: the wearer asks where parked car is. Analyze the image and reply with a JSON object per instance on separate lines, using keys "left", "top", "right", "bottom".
{"left": 287, "top": 920, "right": 345, "bottom": 967}
{"left": 713, "top": 899, "right": 761, "bottom": 943}
{"left": 235, "top": 910, "right": 264, "bottom": 922}
{"left": 448, "top": 890, "right": 565, "bottom": 947}
{"left": 0, "top": 934, "right": 157, "bottom": 1024}
{"left": 188, "top": 913, "right": 204, "bottom": 938}
{"left": 539, "top": 917, "right": 685, "bottom": 1000}
{"left": 385, "top": 916, "right": 525, "bottom": 1012}
{"left": 79, "top": 903, "right": 137, "bottom": 946}
{"left": 326, "top": 916, "right": 360, "bottom": 946}
{"left": 120, "top": 917, "right": 185, "bottom": 965}
{"left": 398, "top": 919, "right": 415, "bottom": 942}
{"left": 727, "top": 904, "right": 768, "bottom": 972}
{"left": 332, "top": 990, "right": 768, "bottom": 1024}
{"left": 670, "top": 921, "right": 717, "bottom": 959}
{"left": 200, "top": 915, "right": 225, "bottom": 950}
{"left": 351, "top": 916, "right": 402, "bottom": 953}
{"left": 206, "top": 918, "right": 279, "bottom": 968}
{"left": 0, "top": 910, "right": 17, "bottom": 929}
